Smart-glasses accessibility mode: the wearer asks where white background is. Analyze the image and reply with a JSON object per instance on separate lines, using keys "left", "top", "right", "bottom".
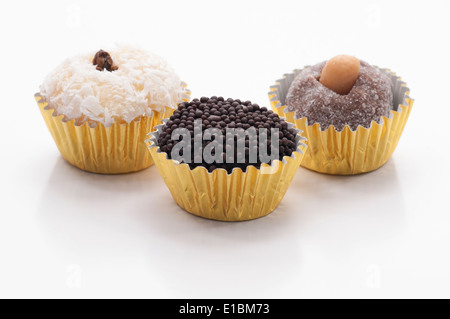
{"left": 0, "top": 0, "right": 449, "bottom": 298}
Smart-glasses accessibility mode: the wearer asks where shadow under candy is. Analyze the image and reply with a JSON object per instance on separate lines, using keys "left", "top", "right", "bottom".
{"left": 36, "top": 153, "right": 407, "bottom": 297}
{"left": 284, "top": 158, "right": 407, "bottom": 248}
{"left": 37, "top": 157, "right": 303, "bottom": 297}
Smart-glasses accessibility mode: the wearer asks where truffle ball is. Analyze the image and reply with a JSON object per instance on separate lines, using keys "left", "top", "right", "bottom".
{"left": 286, "top": 60, "right": 393, "bottom": 131}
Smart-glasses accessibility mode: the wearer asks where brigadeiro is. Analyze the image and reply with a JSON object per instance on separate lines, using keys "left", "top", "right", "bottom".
{"left": 269, "top": 55, "right": 413, "bottom": 175}
{"left": 157, "top": 97, "right": 299, "bottom": 173}
{"left": 147, "top": 97, "right": 307, "bottom": 221}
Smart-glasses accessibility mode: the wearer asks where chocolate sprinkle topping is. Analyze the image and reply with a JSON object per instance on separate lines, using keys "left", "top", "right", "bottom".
{"left": 157, "top": 97, "right": 299, "bottom": 173}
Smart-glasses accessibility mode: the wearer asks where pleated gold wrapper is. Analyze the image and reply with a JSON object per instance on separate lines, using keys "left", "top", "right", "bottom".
{"left": 269, "top": 69, "right": 413, "bottom": 175}
{"left": 35, "top": 84, "right": 190, "bottom": 174}
{"left": 146, "top": 120, "right": 307, "bottom": 221}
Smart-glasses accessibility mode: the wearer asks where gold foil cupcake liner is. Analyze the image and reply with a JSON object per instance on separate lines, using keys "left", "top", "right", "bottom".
{"left": 35, "top": 83, "right": 190, "bottom": 174}
{"left": 146, "top": 120, "right": 307, "bottom": 221}
{"left": 269, "top": 69, "right": 413, "bottom": 175}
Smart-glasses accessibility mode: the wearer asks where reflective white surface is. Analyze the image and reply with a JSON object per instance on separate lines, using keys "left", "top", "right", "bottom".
{"left": 1, "top": 0, "right": 449, "bottom": 298}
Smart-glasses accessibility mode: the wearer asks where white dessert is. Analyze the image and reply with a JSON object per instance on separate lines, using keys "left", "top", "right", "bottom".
{"left": 40, "top": 45, "right": 186, "bottom": 126}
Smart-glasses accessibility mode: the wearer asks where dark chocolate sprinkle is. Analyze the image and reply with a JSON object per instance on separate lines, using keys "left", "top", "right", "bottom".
{"left": 157, "top": 97, "right": 298, "bottom": 173}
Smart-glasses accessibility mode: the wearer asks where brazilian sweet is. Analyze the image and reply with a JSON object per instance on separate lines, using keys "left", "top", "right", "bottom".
{"left": 157, "top": 97, "right": 299, "bottom": 173}
{"left": 286, "top": 55, "right": 393, "bottom": 131}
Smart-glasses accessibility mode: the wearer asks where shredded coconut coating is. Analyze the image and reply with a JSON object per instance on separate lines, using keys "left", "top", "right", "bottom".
{"left": 285, "top": 61, "right": 393, "bottom": 131}
{"left": 40, "top": 45, "right": 186, "bottom": 126}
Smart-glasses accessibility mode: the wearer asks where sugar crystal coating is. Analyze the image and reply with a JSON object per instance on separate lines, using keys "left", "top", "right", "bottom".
{"left": 286, "top": 60, "right": 393, "bottom": 131}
